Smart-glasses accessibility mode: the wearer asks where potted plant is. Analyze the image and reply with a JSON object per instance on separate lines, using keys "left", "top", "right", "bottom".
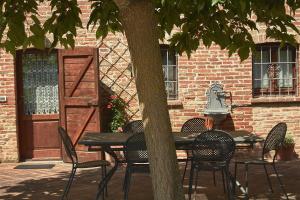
{"left": 277, "top": 133, "right": 295, "bottom": 161}
{"left": 107, "top": 95, "right": 127, "bottom": 132}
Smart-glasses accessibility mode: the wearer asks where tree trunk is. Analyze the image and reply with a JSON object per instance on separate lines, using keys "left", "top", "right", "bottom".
{"left": 113, "top": 0, "right": 185, "bottom": 200}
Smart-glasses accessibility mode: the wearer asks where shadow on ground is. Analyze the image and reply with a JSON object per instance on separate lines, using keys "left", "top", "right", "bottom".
{"left": 0, "top": 160, "right": 300, "bottom": 200}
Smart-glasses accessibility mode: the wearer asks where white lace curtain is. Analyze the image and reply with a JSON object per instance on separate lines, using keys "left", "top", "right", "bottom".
{"left": 22, "top": 51, "right": 59, "bottom": 115}
{"left": 253, "top": 45, "right": 295, "bottom": 89}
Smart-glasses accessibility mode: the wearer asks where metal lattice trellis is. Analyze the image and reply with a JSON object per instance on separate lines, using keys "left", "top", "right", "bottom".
{"left": 97, "top": 39, "right": 140, "bottom": 120}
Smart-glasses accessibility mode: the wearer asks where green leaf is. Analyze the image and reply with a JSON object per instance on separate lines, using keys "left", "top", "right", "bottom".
{"left": 238, "top": 46, "right": 250, "bottom": 61}
{"left": 30, "top": 24, "right": 44, "bottom": 36}
{"left": 22, "top": 38, "right": 30, "bottom": 50}
{"left": 31, "top": 15, "right": 40, "bottom": 25}
{"left": 202, "top": 34, "right": 212, "bottom": 47}
{"left": 7, "top": 23, "right": 26, "bottom": 45}
{"left": 66, "top": 34, "right": 75, "bottom": 49}
{"left": 5, "top": 40, "right": 16, "bottom": 55}
{"left": 96, "top": 26, "right": 108, "bottom": 39}
{"left": 30, "top": 35, "right": 45, "bottom": 49}
{"left": 212, "top": 0, "right": 223, "bottom": 6}
{"left": 197, "top": 1, "right": 206, "bottom": 12}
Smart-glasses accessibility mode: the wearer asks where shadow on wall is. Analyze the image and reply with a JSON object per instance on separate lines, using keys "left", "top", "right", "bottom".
{"left": 219, "top": 114, "right": 235, "bottom": 131}
{"left": 97, "top": 39, "right": 140, "bottom": 131}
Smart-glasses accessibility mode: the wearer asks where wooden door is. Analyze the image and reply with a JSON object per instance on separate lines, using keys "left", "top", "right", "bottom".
{"left": 59, "top": 48, "right": 101, "bottom": 161}
{"left": 17, "top": 49, "right": 61, "bottom": 160}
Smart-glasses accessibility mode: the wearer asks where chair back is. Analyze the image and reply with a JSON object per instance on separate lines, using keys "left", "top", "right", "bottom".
{"left": 262, "top": 122, "right": 287, "bottom": 156}
{"left": 123, "top": 120, "right": 144, "bottom": 134}
{"left": 192, "top": 130, "right": 235, "bottom": 163}
{"left": 58, "top": 127, "right": 78, "bottom": 164}
{"left": 181, "top": 118, "right": 207, "bottom": 135}
{"left": 124, "top": 133, "right": 148, "bottom": 163}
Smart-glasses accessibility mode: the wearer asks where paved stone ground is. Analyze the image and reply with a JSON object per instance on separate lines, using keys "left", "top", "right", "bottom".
{"left": 0, "top": 159, "right": 299, "bottom": 200}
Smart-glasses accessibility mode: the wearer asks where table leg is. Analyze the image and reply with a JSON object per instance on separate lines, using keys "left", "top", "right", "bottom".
{"left": 96, "top": 146, "right": 120, "bottom": 200}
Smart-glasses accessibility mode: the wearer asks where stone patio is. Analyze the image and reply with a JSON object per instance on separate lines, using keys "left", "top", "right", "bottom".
{"left": 0, "top": 158, "right": 300, "bottom": 200}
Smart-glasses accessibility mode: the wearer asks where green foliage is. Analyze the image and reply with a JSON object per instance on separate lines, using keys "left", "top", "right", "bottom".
{"left": 0, "top": 0, "right": 82, "bottom": 54}
{"left": 107, "top": 95, "right": 127, "bottom": 132}
{"left": 154, "top": 0, "right": 300, "bottom": 59}
{"left": 45, "top": 0, "right": 82, "bottom": 49}
{"left": 87, "top": 0, "right": 123, "bottom": 39}
{"left": 1, "top": 0, "right": 300, "bottom": 61}
{"left": 283, "top": 133, "right": 295, "bottom": 148}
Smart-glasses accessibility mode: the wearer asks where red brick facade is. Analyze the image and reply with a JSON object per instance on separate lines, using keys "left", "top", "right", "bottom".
{"left": 0, "top": 1, "right": 300, "bottom": 162}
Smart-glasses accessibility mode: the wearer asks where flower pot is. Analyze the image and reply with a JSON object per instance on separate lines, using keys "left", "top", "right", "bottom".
{"left": 277, "top": 144, "right": 295, "bottom": 161}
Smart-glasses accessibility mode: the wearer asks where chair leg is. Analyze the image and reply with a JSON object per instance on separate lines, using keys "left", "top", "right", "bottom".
{"left": 124, "top": 168, "right": 132, "bottom": 200}
{"left": 194, "top": 169, "right": 199, "bottom": 199}
{"left": 225, "top": 166, "right": 234, "bottom": 200}
{"left": 263, "top": 163, "right": 273, "bottom": 193}
{"left": 96, "top": 165, "right": 109, "bottom": 200}
{"left": 244, "top": 163, "right": 249, "bottom": 199}
{"left": 62, "top": 167, "right": 77, "bottom": 200}
{"left": 123, "top": 166, "right": 129, "bottom": 191}
{"left": 182, "top": 159, "right": 189, "bottom": 184}
{"left": 272, "top": 163, "right": 289, "bottom": 200}
{"left": 104, "top": 166, "right": 108, "bottom": 197}
{"left": 213, "top": 170, "right": 217, "bottom": 186}
{"left": 99, "top": 166, "right": 107, "bottom": 200}
{"left": 188, "top": 162, "right": 195, "bottom": 200}
{"left": 221, "top": 169, "right": 226, "bottom": 193}
{"left": 224, "top": 168, "right": 230, "bottom": 200}
{"left": 233, "top": 162, "right": 238, "bottom": 195}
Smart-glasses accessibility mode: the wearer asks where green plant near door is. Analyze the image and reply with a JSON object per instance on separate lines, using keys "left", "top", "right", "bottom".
{"left": 107, "top": 95, "right": 127, "bottom": 132}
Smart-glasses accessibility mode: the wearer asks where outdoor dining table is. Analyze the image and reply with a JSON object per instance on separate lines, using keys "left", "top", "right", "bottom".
{"left": 78, "top": 130, "right": 263, "bottom": 199}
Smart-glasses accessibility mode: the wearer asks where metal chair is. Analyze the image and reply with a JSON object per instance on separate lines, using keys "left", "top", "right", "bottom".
{"left": 123, "top": 120, "right": 144, "bottom": 133}
{"left": 234, "top": 122, "right": 289, "bottom": 199}
{"left": 58, "top": 127, "right": 110, "bottom": 200}
{"left": 122, "top": 120, "right": 145, "bottom": 190}
{"left": 180, "top": 118, "right": 208, "bottom": 183}
{"left": 188, "top": 130, "right": 236, "bottom": 200}
{"left": 123, "top": 133, "right": 149, "bottom": 200}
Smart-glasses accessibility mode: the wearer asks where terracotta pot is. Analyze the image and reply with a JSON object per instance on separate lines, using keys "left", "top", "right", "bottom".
{"left": 277, "top": 144, "right": 295, "bottom": 161}
{"left": 205, "top": 116, "right": 214, "bottom": 130}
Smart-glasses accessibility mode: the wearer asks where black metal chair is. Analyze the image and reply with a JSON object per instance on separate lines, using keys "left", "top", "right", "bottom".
{"left": 58, "top": 127, "right": 110, "bottom": 200}
{"left": 180, "top": 118, "right": 208, "bottom": 183}
{"left": 123, "top": 120, "right": 144, "bottom": 133}
{"left": 122, "top": 120, "right": 145, "bottom": 190}
{"left": 188, "top": 130, "right": 236, "bottom": 200}
{"left": 123, "top": 133, "right": 149, "bottom": 200}
{"left": 234, "top": 122, "right": 289, "bottom": 199}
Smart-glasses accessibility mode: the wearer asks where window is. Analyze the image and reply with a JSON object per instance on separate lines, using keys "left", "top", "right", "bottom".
{"left": 21, "top": 50, "right": 59, "bottom": 115}
{"left": 252, "top": 43, "right": 298, "bottom": 96}
{"left": 161, "top": 45, "right": 178, "bottom": 99}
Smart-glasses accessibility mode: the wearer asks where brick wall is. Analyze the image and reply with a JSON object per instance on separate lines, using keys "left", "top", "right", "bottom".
{"left": 1, "top": 1, "right": 300, "bottom": 162}
{"left": 172, "top": 46, "right": 254, "bottom": 131}
{"left": 0, "top": 49, "right": 19, "bottom": 162}
{"left": 253, "top": 105, "right": 300, "bottom": 150}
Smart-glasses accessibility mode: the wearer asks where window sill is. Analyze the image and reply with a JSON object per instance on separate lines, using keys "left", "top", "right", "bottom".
{"left": 251, "top": 96, "right": 300, "bottom": 104}
{"left": 167, "top": 100, "right": 183, "bottom": 109}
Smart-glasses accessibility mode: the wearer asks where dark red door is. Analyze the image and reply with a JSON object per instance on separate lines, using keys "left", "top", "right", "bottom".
{"left": 58, "top": 48, "right": 101, "bottom": 161}
{"left": 17, "top": 49, "right": 61, "bottom": 160}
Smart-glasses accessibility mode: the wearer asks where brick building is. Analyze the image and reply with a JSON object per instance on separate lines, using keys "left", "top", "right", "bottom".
{"left": 0, "top": 1, "right": 300, "bottom": 162}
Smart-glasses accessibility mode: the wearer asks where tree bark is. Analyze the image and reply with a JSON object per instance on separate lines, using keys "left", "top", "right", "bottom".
{"left": 113, "top": 0, "right": 185, "bottom": 200}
